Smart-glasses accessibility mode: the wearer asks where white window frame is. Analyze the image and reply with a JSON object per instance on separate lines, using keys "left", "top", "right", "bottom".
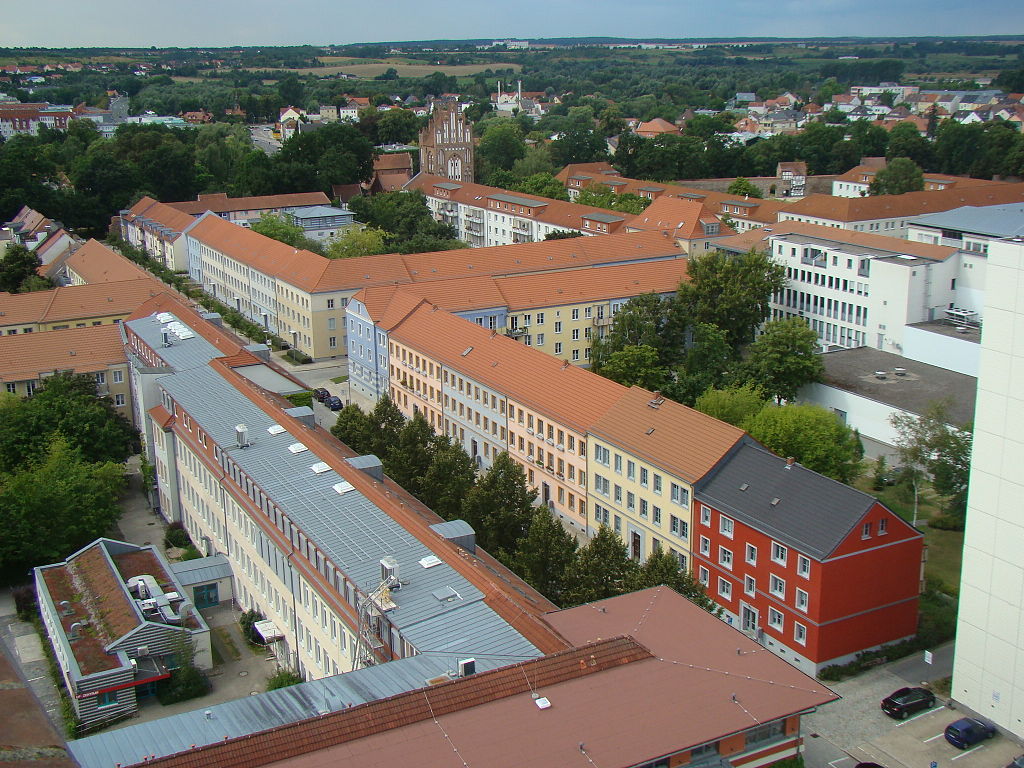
{"left": 698, "top": 566, "right": 709, "bottom": 586}
{"left": 745, "top": 543, "right": 757, "bottom": 565}
{"left": 718, "top": 577, "right": 732, "bottom": 600}
{"left": 699, "top": 535, "right": 710, "bottom": 556}
{"left": 768, "top": 607, "right": 784, "bottom": 631}
{"left": 719, "top": 546, "right": 733, "bottom": 570}
{"left": 796, "top": 588, "right": 809, "bottom": 613}
{"left": 769, "top": 574, "right": 786, "bottom": 599}
{"left": 700, "top": 504, "right": 711, "bottom": 526}
{"left": 794, "top": 622, "right": 807, "bottom": 645}
{"left": 744, "top": 575, "right": 756, "bottom": 597}
{"left": 771, "top": 542, "right": 788, "bottom": 566}
{"left": 720, "top": 515, "right": 734, "bottom": 538}
{"left": 797, "top": 555, "right": 811, "bottom": 578}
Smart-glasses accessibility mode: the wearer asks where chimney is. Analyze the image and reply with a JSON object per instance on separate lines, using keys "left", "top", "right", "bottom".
{"left": 785, "top": 457, "right": 795, "bottom": 469}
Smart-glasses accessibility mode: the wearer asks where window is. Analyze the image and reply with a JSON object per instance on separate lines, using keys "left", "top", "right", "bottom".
{"left": 745, "top": 544, "right": 757, "bottom": 565}
{"left": 771, "top": 542, "right": 788, "bottom": 566}
{"left": 572, "top": 349, "right": 579, "bottom": 361}
{"left": 670, "top": 515, "right": 688, "bottom": 539}
{"left": 700, "top": 505, "right": 711, "bottom": 526}
{"left": 626, "top": 460, "right": 635, "bottom": 480}
{"left": 595, "top": 445, "right": 610, "bottom": 465}
{"left": 113, "top": 369, "right": 123, "bottom": 384}
{"left": 861, "top": 522, "right": 872, "bottom": 539}
{"left": 614, "top": 454, "right": 622, "bottom": 474}
{"left": 327, "top": 299, "right": 334, "bottom": 309}
{"left": 115, "top": 393, "right": 126, "bottom": 407}
{"left": 553, "top": 342, "right": 562, "bottom": 354}
{"left": 571, "top": 328, "right": 580, "bottom": 340}
{"left": 652, "top": 506, "right": 661, "bottom": 525}
{"left": 670, "top": 483, "right": 689, "bottom": 507}
{"left": 554, "top": 321, "right": 562, "bottom": 333}
{"left": 571, "top": 308, "right": 579, "bottom": 320}
{"left": 744, "top": 575, "right": 756, "bottom": 596}
{"left": 640, "top": 467, "right": 649, "bottom": 487}
{"left": 796, "top": 588, "right": 809, "bottom": 612}
{"left": 879, "top": 518, "right": 888, "bottom": 535}
{"left": 770, "top": 575, "right": 786, "bottom": 599}
{"left": 95, "top": 372, "right": 106, "bottom": 385}
{"left": 626, "top": 491, "right": 635, "bottom": 511}
{"left": 768, "top": 607, "right": 784, "bottom": 631}
{"left": 536, "top": 312, "right": 545, "bottom": 325}
{"left": 640, "top": 499, "right": 649, "bottom": 519}
{"left": 718, "top": 578, "right": 732, "bottom": 600}
{"left": 720, "top": 515, "right": 734, "bottom": 538}
{"left": 746, "top": 720, "right": 785, "bottom": 746}
{"left": 328, "top": 336, "right": 337, "bottom": 348}
{"left": 536, "top": 333, "right": 545, "bottom": 346}
{"left": 699, "top": 535, "right": 710, "bottom": 555}
{"left": 698, "top": 566, "right": 709, "bottom": 586}
{"left": 719, "top": 547, "right": 733, "bottom": 569}
{"left": 797, "top": 555, "right": 810, "bottom": 578}
{"left": 97, "top": 690, "right": 118, "bottom": 708}
{"left": 794, "top": 622, "right": 807, "bottom": 645}
{"left": 614, "top": 485, "right": 622, "bottom": 504}
{"left": 327, "top": 317, "right": 336, "bottom": 330}
{"left": 653, "top": 474, "right": 662, "bottom": 494}
{"left": 614, "top": 515, "right": 622, "bottom": 533}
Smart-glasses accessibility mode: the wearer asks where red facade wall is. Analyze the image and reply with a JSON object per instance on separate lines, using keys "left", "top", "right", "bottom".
{"left": 693, "top": 499, "right": 923, "bottom": 665}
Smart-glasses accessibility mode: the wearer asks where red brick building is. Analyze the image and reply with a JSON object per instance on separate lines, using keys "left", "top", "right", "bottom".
{"left": 693, "top": 444, "right": 925, "bottom": 674}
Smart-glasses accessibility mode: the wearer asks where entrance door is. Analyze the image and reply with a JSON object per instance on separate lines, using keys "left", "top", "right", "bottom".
{"left": 193, "top": 583, "right": 219, "bottom": 610}
{"left": 741, "top": 605, "right": 758, "bottom": 634}
{"left": 630, "top": 532, "right": 641, "bottom": 561}
{"left": 541, "top": 483, "right": 551, "bottom": 506}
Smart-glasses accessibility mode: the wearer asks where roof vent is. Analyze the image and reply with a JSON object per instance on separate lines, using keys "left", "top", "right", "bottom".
{"left": 770, "top": 497, "right": 781, "bottom": 506}
{"left": 59, "top": 600, "right": 73, "bottom": 616}
{"left": 458, "top": 658, "right": 476, "bottom": 677}
{"left": 739, "top": 483, "right": 749, "bottom": 491}
{"left": 333, "top": 481, "right": 355, "bottom": 495}
{"left": 461, "top": 346, "right": 473, "bottom": 356}
{"left": 235, "top": 424, "right": 250, "bottom": 449}
{"left": 310, "top": 462, "right": 331, "bottom": 474}
{"left": 874, "top": 370, "right": 887, "bottom": 379}
{"left": 68, "top": 622, "right": 83, "bottom": 641}
{"left": 893, "top": 367, "right": 907, "bottom": 376}
{"left": 645, "top": 427, "right": 655, "bottom": 435}
{"left": 288, "top": 442, "right": 308, "bottom": 454}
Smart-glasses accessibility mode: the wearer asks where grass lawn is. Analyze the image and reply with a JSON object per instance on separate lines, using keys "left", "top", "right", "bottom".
{"left": 331, "top": 375, "right": 348, "bottom": 384}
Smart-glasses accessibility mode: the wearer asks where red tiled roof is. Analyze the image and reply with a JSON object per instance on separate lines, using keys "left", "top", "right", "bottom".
{"left": 123, "top": 196, "right": 197, "bottom": 234}
{"left": 64, "top": 239, "right": 152, "bottom": 284}
{"left": 167, "top": 192, "right": 330, "bottom": 216}
{"left": 0, "top": 324, "right": 126, "bottom": 382}
{"left": 0, "top": 279, "right": 164, "bottom": 327}
{"left": 372, "top": 153, "right": 413, "bottom": 171}
{"left": 390, "top": 304, "right": 626, "bottom": 433}
{"left": 781, "top": 182, "right": 1024, "bottom": 223}
{"left": 624, "top": 196, "right": 737, "bottom": 240}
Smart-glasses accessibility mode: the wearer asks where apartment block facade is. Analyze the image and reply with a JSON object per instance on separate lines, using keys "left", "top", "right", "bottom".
{"left": 125, "top": 293, "right": 562, "bottom": 685}
{"left": 119, "top": 197, "right": 198, "bottom": 271}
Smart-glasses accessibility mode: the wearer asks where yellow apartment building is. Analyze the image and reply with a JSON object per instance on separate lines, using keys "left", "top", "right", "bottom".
{"left": 0, "top": 278, "right": 164, "bottom": 336}
{"left": 586, "top": 387, "right": 749, "bottom": 561}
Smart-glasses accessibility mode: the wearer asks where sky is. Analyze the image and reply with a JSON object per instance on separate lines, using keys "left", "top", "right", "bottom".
{"left": 3, "top": 0, "right": 1024, "bottom": 47}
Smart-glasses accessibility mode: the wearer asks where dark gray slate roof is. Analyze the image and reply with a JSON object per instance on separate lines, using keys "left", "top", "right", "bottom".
{"left": 582, "top": 211, "right": 626, "bottom": 223}
{"left": 488, "top": 192, "right": 548, "bottom": 208}
{"left": 697, "top": 443, "right": 877, "bottom": 560}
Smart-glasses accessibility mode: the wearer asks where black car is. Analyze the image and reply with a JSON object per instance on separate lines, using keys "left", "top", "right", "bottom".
{"left": 1007, "top": 755, "right": 1024, "bottom": 768}
{"left": 325, "top": 396, "right": 344, "bottom": 411}
{"left": 313, "top": 388, "right": 330, "bottom": 402}
{"left": 881, "top": 687, "right": 936, "bottom": 719}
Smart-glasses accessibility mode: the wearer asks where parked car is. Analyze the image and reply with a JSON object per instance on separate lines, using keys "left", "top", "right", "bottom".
{"left": 944, "top": 717, "right": 996, "bottom": 749}
{"left": 880, "top": 687, "right": 936, "bottom": 719}
{"left": 325, "top": 396, "right": 344, "bottom": 411}
{"left": 1007, "top": 755, "right": 1024, "bottom": 768}
{"left": 313, "top": 388, "right": 330, "bottom": 402}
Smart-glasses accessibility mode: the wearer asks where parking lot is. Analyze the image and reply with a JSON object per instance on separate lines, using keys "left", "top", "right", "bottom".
{"left": 803, "top": 658, "right": 1022, "bottom": 768}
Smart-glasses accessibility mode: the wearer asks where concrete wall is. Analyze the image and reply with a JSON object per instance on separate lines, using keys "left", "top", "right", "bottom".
{"left": 798, "top": 382, "right": 904, "bottom": 453}
{"left": 902, "top": 325, "right": 980, "bottom": 377}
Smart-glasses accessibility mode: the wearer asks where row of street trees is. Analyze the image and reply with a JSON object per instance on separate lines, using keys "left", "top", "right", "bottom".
{"left": 329, "top": 397, "right": 719, "bottom": 610}
{"left": 0, "top": 374, "right": 139, "bottom": 584}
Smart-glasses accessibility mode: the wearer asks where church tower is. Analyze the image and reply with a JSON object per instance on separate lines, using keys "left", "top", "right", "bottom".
{"left": 419, "top": 103, "right": 475, "bottom": 183}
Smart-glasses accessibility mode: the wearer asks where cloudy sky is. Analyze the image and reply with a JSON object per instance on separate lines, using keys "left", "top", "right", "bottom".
{"left": 3, "top": 0, "right": 1023, "bottom": 47}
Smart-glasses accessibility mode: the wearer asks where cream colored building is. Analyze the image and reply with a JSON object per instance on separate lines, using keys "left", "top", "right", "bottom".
{"left": 952, "top": 238, "right": 1024, "bottom": 738}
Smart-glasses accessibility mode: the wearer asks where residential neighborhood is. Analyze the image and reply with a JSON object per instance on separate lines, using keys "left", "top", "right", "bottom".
{"left": 2, "top": 26, "right": 1024, "bottom": 768}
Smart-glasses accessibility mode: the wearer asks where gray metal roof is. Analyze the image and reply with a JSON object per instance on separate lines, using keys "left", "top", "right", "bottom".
{"left": 909, "top": 203, "right": 1024, "bottom": 239}
{"left": 434, "top": 182, "right": 462, "bottom": 190}
{"left": 170, "top": 554, "right": 233, "bottom": 586}
{"left": 286, "top": 205, "right": 352, "bottom": 219}
{"left": 814, "top": 346, "right": 977, "bottom": 426}
{"left": 488, "top": 193, "right": 548, "bottom": 208}
{"left": 126, "top": 312, "right": 224, "bottom": 371}
{"left": 430, "top": 520, "right": 475, "bottom": 539}
{"left": 698, "top": 444, "right": 877, "bottom": 560}
{"left": 232, "top": 364, "right": 306, "bottom": 395}
{"left": 67, "top": 653, "right": 523, "bottom": 768}
{"left": 158, "top": 366, "right": 537, "bottom": 659}
{"left": 582, "top": 212, "right": 625, "bottom": 223}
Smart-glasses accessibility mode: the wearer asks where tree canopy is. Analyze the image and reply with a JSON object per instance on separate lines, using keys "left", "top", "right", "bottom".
{"left": 1, "top": 243, "right": 52, "bottom": 294}
{"left": 736, "top": 318, "right": 824, "bottom": 403}
{"left": 869, "top": 157, "right": 924, "bottom": 196}
{"left": 745, "top": 403, "right": 864, "bottom": 483}
{"left": 249, "top": 213, "right": 325, "bottom": 255}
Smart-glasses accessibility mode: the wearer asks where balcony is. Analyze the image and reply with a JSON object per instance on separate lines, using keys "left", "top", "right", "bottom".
{"left": 512, "top": 220, "right": 532, "bottom": 233}
{"left": 593, "top": 316, "right": 614, "bottom": 327}
{"left": 505, "top": 327, "right": 528, "bottom": 338}
{"left": 463, "top": 220, "right": 483, "bottom": 233}
{"left": 512, "top": 232, "right": 534, "bottom": 244}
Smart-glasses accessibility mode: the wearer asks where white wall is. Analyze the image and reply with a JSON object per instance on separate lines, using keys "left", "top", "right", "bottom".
{"left": 952, "top": 239, "right": 1024, "bottom": 738}
{"left": 901, "top": 325, "right": 980, "bottom": 377}
{"left": 798, "top": 382, "right": 905, "bottom": 450}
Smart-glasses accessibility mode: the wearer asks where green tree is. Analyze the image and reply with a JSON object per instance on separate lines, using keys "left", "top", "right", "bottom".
{"left": 511, "top": 145, "right": 557, "bottom": 178}
{"left": 250, "top": 213, "right": 325, "bottom": 255}
{"left": 591, "top": 293, "right": 674, "bottom": 369}
{"left": 886, "top": 121, "right": 933, "bottom": 169}
{"left": 0, "top": 373, "right": 138, "bottom": 473}
{"left": 325, "top": 227, "right": 388, "bottom": 259}
{"left": 418, "top": 439, "right": 478, "bottom": 521}
{"left": 694, "top": 383, "right": 768, "bottom": 428}
{"left": 549, "top": 126, "right": 608, "bottom": 167}
{"left": 868, "top": 157, "right": 924, "bottom": 196}
{"left": 598, "top": 345, "right": 669, "bottom": 391}
{"left": 366, "top": 395, "right": 405, "bottom": 463}
{"left": 330, "top": 403, "right": 373, "bottom": 454}
{"left": 563, "top": 526, "right": 638, "bottom": 606}
{"left": 738, "top": 318, "right": 824, "bottom": 403}
{"left": 674, "top": 250, "right": 786, "bottom": 350}
{"left": 461, "top": 452, "right": 537, "bottom": 561}
{"left": 629, "top": 548, "right": 722, "bottom": 616}
{"left": 576, "top": 185, "right": 649, "bottom": 215}
{"left": 512, "top": 507, "right": 578, "bottom": 606}
{"left": 0, "top": 243, "right": 44, "bottom": 294}
{"left": 726, "top": 177, "right": 763, "bottom": 199}
{"left": 384, "top": 412, "right": 436, "bottom": 495}
{"left": 890, "top": 401, "right": 972, "bottom": 524}
{"left": 745, "top": 404, "right": 864, "bottom": 483}
{"left": 375, "top": 111, "right": 421, "bottom": 145}
{"left": 512, "top": 173, "right": 568, "bottom": 201}
{"left": 665, "top": 322, "right": 735, "bottom": 405}
{"left": 478, "top": 121, "right": 527, "bottom": 174}
{"left": 0, "top": 437, "right": 125, "bottom": 584}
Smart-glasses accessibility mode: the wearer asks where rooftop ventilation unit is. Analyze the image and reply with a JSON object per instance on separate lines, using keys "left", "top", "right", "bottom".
{"left": 770, "top": 497, "right": 781, "bottom": 507}
{"left": 458, "top": 658, "right": 477, "bottom": 677}
{"left": 333, "top": 481, "right": 355, "bottom": 495}
{"left": 419, "top": 555, "right": 442, "bottom": 569}
{"left": 310, "top": 462, "right": 331, "bottom": 474}
{"left": 893, "top": 367, "right": 907, "bottom": 376}
{"left": 380, "top": 556, "right": 400, "bottom": 589}
{"left": 235, "top": 424, "right": 250, "bottom": 449}
{"left": 287, "top": 442, "right": 308, "bottom": 454}
{"left": 874, "top": 371, "right": 887, "bottom": 379}
{"left": 267, "top": 424, "right": 286, "bottom": 435}
{"left": 59, "top": 600, "right": 73, "bottom": 616}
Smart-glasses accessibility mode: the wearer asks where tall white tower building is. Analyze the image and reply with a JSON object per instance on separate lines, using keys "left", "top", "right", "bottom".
{"left": 952, "top": 236, "right": 1024, "bottom": 737}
